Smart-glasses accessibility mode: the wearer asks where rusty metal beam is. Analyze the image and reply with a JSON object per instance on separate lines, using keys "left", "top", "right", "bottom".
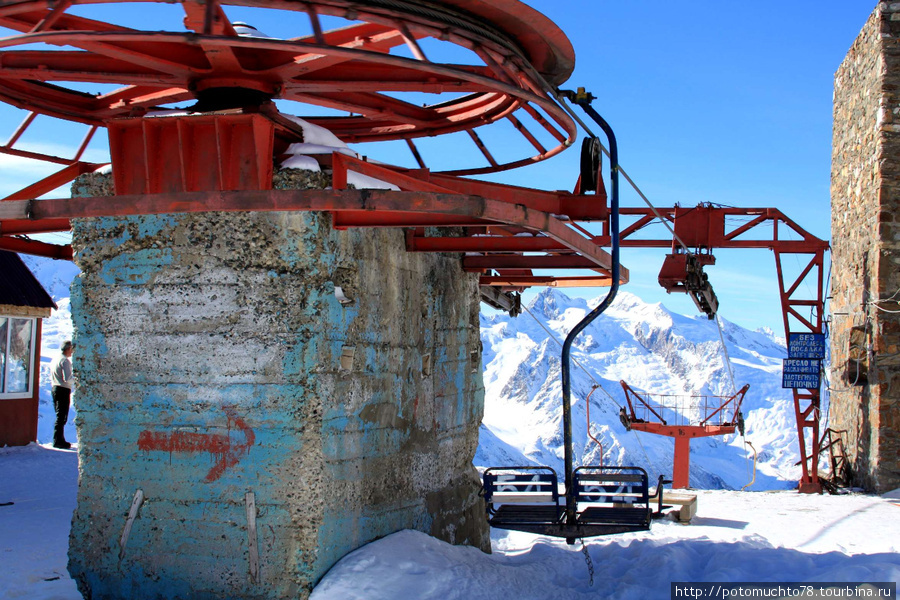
{"left": 480, "top": 276, "right": 614, "bottom": 287}
{"left": 0, "top": 188, "right": 625, "bottom": 279}
{"left": 479, "top": 285, "right": 521, "bottom": 315}
{"left": 463, "top": 255, "right": 596, "bottom": 270}
{"left": 0, "top": 236, "right": 72, "bottom": 259}
{"left": 0, "top": 218, "right": 71, "bottom": 235}
{"left": 408, "top": 235, "right": 566, "bottom": 252}
{"left": 617, "top": 206, "right": 829, "bottom": 253}
{"left": 332, "top": 211, "right": 490, "bottom": 228}
{"left": 3, "top": 162, "right": 102, "bottom": 202}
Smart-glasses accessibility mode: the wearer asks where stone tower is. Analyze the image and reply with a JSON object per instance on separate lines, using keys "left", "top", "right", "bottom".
{"left": 830, "top": 1, "right": 900, "bottom": 493}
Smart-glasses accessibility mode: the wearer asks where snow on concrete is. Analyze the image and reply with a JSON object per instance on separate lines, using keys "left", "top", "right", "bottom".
{"left": 280, "top": 154, "right": 322, "bottom": 171}
{"left": 278, "top": 116, "right": 401, "bottom": 190}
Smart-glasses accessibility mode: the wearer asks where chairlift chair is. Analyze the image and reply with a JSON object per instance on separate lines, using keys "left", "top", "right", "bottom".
{"left": 481, "top": 94, "right": 669, "bottom": 544}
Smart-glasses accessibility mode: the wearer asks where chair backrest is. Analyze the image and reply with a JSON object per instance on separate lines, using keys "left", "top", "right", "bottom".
{"left": 483, "top": 467, "right": 559, "bottom": 506}
{"left": 574, "top": 466, "right": 649, "bottom": 506}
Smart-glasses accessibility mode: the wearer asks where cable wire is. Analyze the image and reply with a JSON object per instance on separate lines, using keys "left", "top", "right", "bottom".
{"left": 715, "top": 314, "right": 738, "bottom": 395}
{"left": 714, "top": 313, "right": 753, "bottom": 478}
{"left": 630, "top": 425, "right": 655, "bottom": 472}
{"left": 518, "top": 300, "right": 621, "bottom": 409}
{"left": 547, "top": 89, "right": 691, "bottom": 253}
{"left": 868, "top": 304, "right": 900, "bottom": 314}
{"left": 517, "top": 298, "right": 657, "bottom": 469}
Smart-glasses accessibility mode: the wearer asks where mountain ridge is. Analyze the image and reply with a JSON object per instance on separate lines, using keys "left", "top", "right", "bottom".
{"left": 21, "top": 255, "right": 800, "bottom": 489}
{"left": 478, "top": 287, "right": 799, "bottom": 490}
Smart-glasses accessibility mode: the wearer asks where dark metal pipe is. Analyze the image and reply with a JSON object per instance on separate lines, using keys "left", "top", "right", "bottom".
{"left": 561, "top": 99, "right": 620, "bottom": 528}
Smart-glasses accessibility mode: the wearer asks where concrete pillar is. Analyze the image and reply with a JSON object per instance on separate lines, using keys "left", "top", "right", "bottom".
{"left": 66, "top": 172, "right": 489, "bottom": 599}
{"left": 830, "top": 2, "right": 900, "bottom": 493}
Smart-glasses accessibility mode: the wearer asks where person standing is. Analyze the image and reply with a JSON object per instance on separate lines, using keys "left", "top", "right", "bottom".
{"left": 50, "top": 340, "right": 74, "bottom": 449}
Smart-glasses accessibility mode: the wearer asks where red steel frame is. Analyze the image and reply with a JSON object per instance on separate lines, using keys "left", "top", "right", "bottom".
{"left": 0, "top": 0, "right": 829, "bottom": 492}
{"left": 621, "top": 382, "right": 750, "bottom": 489}
{"left": 0, "top": 141, "right": 624, "bottom": 285}
{"left": 0, "top": 0, "right": 577, "bottom": 175}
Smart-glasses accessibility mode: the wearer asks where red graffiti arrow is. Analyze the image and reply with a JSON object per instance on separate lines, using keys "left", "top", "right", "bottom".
{"left": 137, "top": 406, "right": 255, "bottom": 482}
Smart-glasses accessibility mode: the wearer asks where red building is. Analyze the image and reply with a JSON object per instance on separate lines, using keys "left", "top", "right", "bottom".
{"left": 0, "top": 250, "right": 56, "bottom": 446}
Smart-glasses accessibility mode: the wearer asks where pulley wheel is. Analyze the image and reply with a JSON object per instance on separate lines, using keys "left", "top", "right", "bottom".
{"left": 580, "top": 136, "right": 602, "bottom": 192}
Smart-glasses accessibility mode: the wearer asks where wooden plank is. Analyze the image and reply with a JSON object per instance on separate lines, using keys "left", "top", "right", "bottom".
{"left": 663, "top": 491, "right": 698, "bottom": 522}
{"left": 0, "top": 304, "right": 51, "bottom": 318}
{"left": 575, "top": 473, "right": 644, "bottom": 482}
{"left": 578, "top": 491, "right": 641, "bottom": 496}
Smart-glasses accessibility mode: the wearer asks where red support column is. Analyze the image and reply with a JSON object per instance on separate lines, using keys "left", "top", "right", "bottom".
{"left": 673, "top": 435, "right": 692, "bottom": 489}
{"left": 774, "top": 249, "right": 826, "bottom": 494}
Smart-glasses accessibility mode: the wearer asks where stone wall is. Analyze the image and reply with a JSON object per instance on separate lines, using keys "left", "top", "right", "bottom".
{"left": 830, "top": 2, "right": 900, "bottom": 493}
{"left": 66, "top": 173, "right": 489, "bottom": 598}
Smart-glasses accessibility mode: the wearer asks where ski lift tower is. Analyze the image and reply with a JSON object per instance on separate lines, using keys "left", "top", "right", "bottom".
{"left": 620, "top": 381, "right": 750, "bottom": 489}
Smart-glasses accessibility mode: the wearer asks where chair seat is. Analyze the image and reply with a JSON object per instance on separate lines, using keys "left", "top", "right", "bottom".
{"left": 491, "top": 504, "right": 563, "bottom": 525}
{"left": 577, "top": 506, "right": 650, "bottom": 526}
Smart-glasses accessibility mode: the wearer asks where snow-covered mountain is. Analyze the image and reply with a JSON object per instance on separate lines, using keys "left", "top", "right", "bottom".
{"left": 478, "top": 288, "right": 801, "bottom": 490}
{"left": 21, "top": 255, "right": 800, "bottom": 490}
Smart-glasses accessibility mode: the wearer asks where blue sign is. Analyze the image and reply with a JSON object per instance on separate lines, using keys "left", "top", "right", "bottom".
{"left": 782, "top": 372, "right": 821, "bottom": 389}
{"left": 788, "top": 333, "right": 826, "bottom": 359}
{"left": 782, "top": 358, "right": 821, "bottom": 389}
{"left": 783, "top": 358, "right": 820, "bottom": 374}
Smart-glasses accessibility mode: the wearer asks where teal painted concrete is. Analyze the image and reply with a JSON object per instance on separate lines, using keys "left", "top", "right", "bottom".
{"left": 68, "top": 205, "right": 487, "bottom": 599}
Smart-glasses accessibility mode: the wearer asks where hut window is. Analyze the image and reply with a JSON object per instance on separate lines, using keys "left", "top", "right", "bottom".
{"left": 0, "top": 317, "right": 36, "bottom": 398}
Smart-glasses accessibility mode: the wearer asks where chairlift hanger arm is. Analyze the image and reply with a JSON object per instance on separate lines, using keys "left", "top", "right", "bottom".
{"left": 611, "top": 206, "right": 828, "bottom": 253}
{"left": 556, "top": 88, "right": 621, "bottom": 536}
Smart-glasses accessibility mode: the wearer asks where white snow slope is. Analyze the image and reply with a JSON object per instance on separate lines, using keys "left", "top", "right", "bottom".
{"left": 20, "top": 256, "right": 79, "bottom": 446}
{"left": 2, "top": 445, "right": 899, "bottom": 600}
{"left": 478, "top": 288, "right": 802, "bottom": 491}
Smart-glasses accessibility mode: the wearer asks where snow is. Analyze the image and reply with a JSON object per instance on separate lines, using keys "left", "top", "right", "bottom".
{"left": 346, "top": 170, "right": 401, "bottom": 191}
{"left": 0, "top": 445, "right": 79, "bottom": 600}
{"left": 2, "top": 444, "right": 898, "bottom": 599}
{"left": 280, "top": 154, "right": 322, "bottom": 171}
{"left": 478, "top": 288, "right": 805, "bottom": 490}
{"left": 281, "top": 115, "right": 348, "bottom": 149}
{"left": 279, "top": 116, "right": 401, "bottom": 190}
{"left": 313, "top": 500, "right": 900, "bottom": 599}
{"left": 232, "top": 22, "right": 273, "bottom": 38}
{"left": 283, "top": 142, "right": 357, "bottom": 158}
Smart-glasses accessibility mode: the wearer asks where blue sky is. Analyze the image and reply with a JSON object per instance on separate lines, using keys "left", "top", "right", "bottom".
{"left": 498, "top": 1, "right": 875, "bottom": 333}
{"left": 0, "top": 1, "right": 876, "bottom": 333}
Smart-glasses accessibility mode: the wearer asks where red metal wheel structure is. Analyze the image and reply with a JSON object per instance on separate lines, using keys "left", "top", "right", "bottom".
{"left": 0, "top": 0, "right": 577, "bottom": 172}
{"left": 0, "top": 0, "right": 829, "bottom": 492}
{"left": 0, "top": 0, "right": 619, "bottom": 299}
